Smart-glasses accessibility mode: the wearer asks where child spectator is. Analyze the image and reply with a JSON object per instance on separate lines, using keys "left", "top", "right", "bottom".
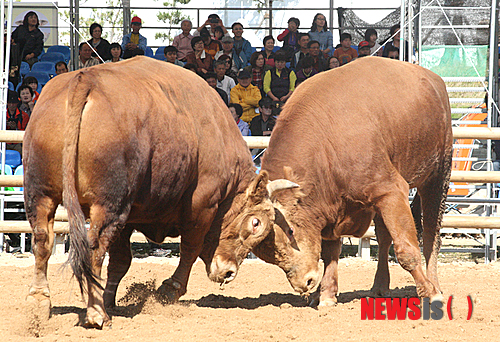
{"left": 185, "top": 36, "right": 213, "bottom": 74}
{"left": 88, "top": 23, "right": 111, "bottom": 62}
{"left": 308, "top": 13, "right": 333, "bottom": 57}
{"left": 230, "top": 69, "right": 262, "bottom": 123}
{"left": 327, "top": 56, "right": 340, "bottom": 69}
{"left": 18, "top": 84, "right": 34, "bottom": 117}
{"left": 365, "top": 28, "right": 382, "bottom": 56}
{"left": 214, "top": 59, "right": 236, "bottom": 101}
{"left": 231, "top": 22, "right": 253, "bottom": 62}
{"left": 382, "top": 24, "right": 408, "bottom": 60}
{"left": 250, "top": 97, "right": 275, "bottom": 137}
{"left": 262, "top": 35, "right": 276, "bottom": 67}
{"left": 263, "top": 51, "right": 297, "bottom": 103}
{"left": 295, "top": 56, "right": 317, "bottom": 85}
{"left": 200, "top": 27, "right": 221, "bottom": 59}
{"left": 277, "top": 17, "right": 300, "bottom": 60}
{"left": 194, "top": 14, "right": 228, "bottom": 40}
{"left": 215, "top": 36, "right": 246, "bottom": 72}
{"left": 290, "top": 33, "right": 310, "bottom": 69}
{"left": 22, "top": 76, "right": 39, "bottom": 102}
{"left": 12, "top": 11, "right": 44, "bottom": 67}
{"left": 333, "top": 33, "right": 358, "bottom": 65}
{"left": 385, "top": 45, "right": 399, "bottom": 60}
{"left": 55, "top": 61, "right": 68, "bottom": 75}
{"left": 214, "top": 26, "right": 224, "bottom": 41}
{"left": 243, "top": 51, "right": 272, "bottom": 96}
{"left": 173, "top": 19, "right": 193, "bottom": 61}
{"left": 6, "top": 90, "right": 29, "bottom": 155}
{"left": 105, "top": 42, "right": 123, "bottom": 63}
{"left": 164, "top": 46, "right": 184, "bottom": 66}
{"left": 204, "top": 72, "right": 228, "bottom": 106}
{"left": 296, "top": 40, "right": 328, "bottom": 72}
{"left": 121, "top": 16, "right": 147, "bottom": 59}
{"left": 228, "top": 103, "right": 249, "bottom": 136}
{"left": 357, "top": 41, "right": 371, "bottom": 57}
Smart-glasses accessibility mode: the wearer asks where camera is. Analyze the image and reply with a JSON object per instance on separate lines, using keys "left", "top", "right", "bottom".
{"left": 210, "top": 18, "right": 219, "bottom": 24}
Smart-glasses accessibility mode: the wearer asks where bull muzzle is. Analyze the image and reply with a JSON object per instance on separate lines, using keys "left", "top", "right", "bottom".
{"left": 287, "top": 259, "right": 324, "bottom": 295}
{"left": 208, "top": 254, "right": 239, "bottom": 284}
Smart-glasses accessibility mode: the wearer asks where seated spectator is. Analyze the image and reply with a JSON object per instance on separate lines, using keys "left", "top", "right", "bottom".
{"left": 12, "top": 11, "right": 44, "bottom": 67}
{"left": 230, "top": 69, "right": 262, "bottom": 123}
{"left": 6, "top": 90, "right": 29, "bottom": 155}
{"left": 183, "top": 63, "right": 197, "bottom": 73}
{"left": 296, "top": 40, "right": 327, "bottom": 73}
{"left": 18, "top": 84, "right": 34, "bottom": 117}
{"left": 264, "top": 51, "right": 297, "bottom": 103}
{"left": 228, "top": 103, "right": 249, "bottom": 136}
{"left": 185, "top": 36, "right": 213, "bottom": 74}
{"left": 200, "top": 27, "right": 221, "bottom": 59}
{"left": 365, "top": 28, "right": 382, "bottom": 57}
{"left": 106, "top": 42, "right": 123, "bottom": 63}
{"left": 164, "top": 46, "right": 184, "bottom": 66}
{"left": 277, "top": 17, "right": 300, "bottom": 60}
{"left": 250, "top": 97, "right": 275, "bottom": 137}
{"left": 215, "top": 36, "right": 244, "bottom": 72}
{"left": 308, "top": 13, "right": 333, "bottom": 58}
{"left": 327, "top": 56, "right": 340, "bottom": 70}
{"left": 214, "top": 26, "right": 224, "bottom": 41}
{"left": 290, "top": 33, "right": 310, "bottom": 69}
{"left": 217, "top": 54, "right": 238, "bottom": 80}
{"left": 382, "top": 24, "right": 408, "bottom": 60}
{"left": 173, "top": 19, "right": 193, "bottom": 61}
{"left": 333, "top": 33, "right": 358, "bottom": 66}
{"left": 262, "top": 35, "right": 276, "bottom": 67}
{"left": 204, "top": 72, "right": 228, "bottom": 106}
{"left": 22, "top": 76, "right": 40, "bottom": 102}
{"left": 214, "top": 59, "right": 236, "bottom": 101}
{"left": 194, "top": 14, "right": 228, "bottom": 40}
{"left": 385, "top": 45, "right": 399, "bottom": 60}
{"left": 55, "top": 61, "right": 69, "bottom": 75}
{"left": 358, "top": 41, "right": 371, "bottom": 58}
{"left": 244, "top": 52, "right": 272, "bottom": 96}
{"left": 295, "top": 56, "right": 317, "bottom": 85}
{"left": 121, "top": 16, "right": 147, "bottom": 59}
{"left": 77, "top": 42, "right": 100, "bottom": 69}
{"left": 231, "top": 22, "right": 253, "bottom": 62}
{"left": 88, "top": 23, "right": 111, "bottom": 62}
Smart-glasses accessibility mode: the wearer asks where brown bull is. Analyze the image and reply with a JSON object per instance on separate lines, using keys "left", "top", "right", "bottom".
{"left": 23, "top": 57, "right": 297, "bottom": 328}
{"left": 210, "top": 57, "right": 452, "bottom": 305}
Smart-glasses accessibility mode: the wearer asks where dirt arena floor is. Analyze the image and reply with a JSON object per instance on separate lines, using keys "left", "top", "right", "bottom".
{"left": 0, "top": 253, "right": 499, "bottom": 342}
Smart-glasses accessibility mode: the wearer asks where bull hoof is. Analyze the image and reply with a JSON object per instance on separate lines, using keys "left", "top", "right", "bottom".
{"left": 26, "top": 287, "right": 52, "bottom": 321}
{"left": 318, "top": 297, "right": 338, "bottom": 307}
{"left": 369, "top": 287, "right": 391, "bottom": 298}
{"left": 84, "top": 307, "right": 111, "bottom": 329}
{"left": 157, "top": 278, "right": 183, "bottom": 304}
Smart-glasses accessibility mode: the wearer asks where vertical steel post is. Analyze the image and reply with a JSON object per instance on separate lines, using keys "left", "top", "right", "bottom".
{"left": 269, "top": 0, "right": 273, "bottom": 37}
{"left": 400, "top": 0, "right": 405, "bottom": 61}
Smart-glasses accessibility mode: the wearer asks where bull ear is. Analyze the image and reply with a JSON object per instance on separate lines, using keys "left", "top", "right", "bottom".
{"left": 247, "top": 170, "right": 270, "bottom": 203}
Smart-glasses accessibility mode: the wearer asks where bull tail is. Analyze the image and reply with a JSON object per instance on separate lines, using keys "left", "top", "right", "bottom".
{"left": 63, "top": 71, "right": 101, "bottom": 294}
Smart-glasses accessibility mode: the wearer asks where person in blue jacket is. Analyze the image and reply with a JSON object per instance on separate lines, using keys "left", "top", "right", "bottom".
{"left": 121, "top": 16, "right": 147, "bottom": 59}
{"left": 231, "top": 22, "right": 253, "bottom": 63}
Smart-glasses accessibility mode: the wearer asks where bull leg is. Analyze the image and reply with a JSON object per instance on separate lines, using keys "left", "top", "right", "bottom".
{"left": 158, "top": 207, "right": 218, "bottom": 303}
{"left": 375, "top": 178, "right": 440, "bottom": 299}
{"left": 370, "top": 214, "right": 392, "bottom": 297}
{"left": 103, "top": 225, "right": 134, "bottom": 309}
{"left": 315, "top": 239, "right": 343, "bottom": 306}
{"left": 26, "top": 197, "right": 57, "bottom": 320}
{"left": 84, "top": 204, "right": 130, "bottom": 328}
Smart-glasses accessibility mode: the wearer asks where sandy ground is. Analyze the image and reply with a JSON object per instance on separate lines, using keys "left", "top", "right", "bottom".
{"left": 0, "top": 253, "right": 499, "bottom": 342}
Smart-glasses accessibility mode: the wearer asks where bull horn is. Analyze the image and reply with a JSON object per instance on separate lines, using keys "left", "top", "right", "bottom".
{"left": 266, "top": 179, "right": 299, "bottom": 197}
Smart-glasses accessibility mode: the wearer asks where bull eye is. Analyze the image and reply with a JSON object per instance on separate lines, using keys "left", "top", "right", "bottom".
{"left": 252, "top": 218, "right": 260, "bottom": 228}
{"left": 289, "top": 227, "right": 294, "bottom": 235}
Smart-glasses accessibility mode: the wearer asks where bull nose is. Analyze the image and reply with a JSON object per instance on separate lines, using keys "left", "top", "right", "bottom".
{"left": 288, "top": 259, "right": 324, "bottom": 294}
{"left": 209, "top": 255, "right": 238, "bottom": 284}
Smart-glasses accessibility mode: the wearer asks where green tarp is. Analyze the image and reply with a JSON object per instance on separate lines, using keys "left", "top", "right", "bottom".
{"left": 420, "top": 45, "right": 488, "bottom": 77}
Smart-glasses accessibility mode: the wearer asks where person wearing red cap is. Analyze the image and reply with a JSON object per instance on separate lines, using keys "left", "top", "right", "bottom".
{"left": 358, "top": 41, "right": 371, "bottom": 57}
{"left": 121, "top": 16, "right": 147, "bottom": 59}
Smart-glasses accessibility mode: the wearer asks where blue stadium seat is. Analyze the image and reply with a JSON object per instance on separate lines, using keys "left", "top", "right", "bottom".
{"left": 40, "top": 52, "right": 66, "bottom": 64}
{"left": 47, "top": 45, "right": 71, "bottom": 63}
{"left": 272, "top": 46, "right": 280, "bottom": 53}
{"left": 38, "top": 48, "right": 45, "bottom": 60}
{"left": 31, "top": 61, "right": 56, "bottom": 78}
{"left": 145, "top": 46, "right": 154, "bottom": 57}
{"left": 4, "top": 150, "right": 21, "bottom": 169}
{"left": 1, "top": 164, "right": 13, "bottom": 176}
{"left": 351, "top": 45, "right": 359, "bottom": 52}
{"left": 153, "top": 54, "right": 166, "bottom": 61}
{"left": 24, "top": 71, "right": 51, "bottom": 87}
{"left": 13, "top": 165, "right": 23, "bottom": 191}
{"left": 155, "top": 46, "right": 166, "bottom": 56}
{"left": 8, "top": 82, "right": 14, "bottom": 91}
{"left": 20, "top": 61, "right": 30, "bottom": 77}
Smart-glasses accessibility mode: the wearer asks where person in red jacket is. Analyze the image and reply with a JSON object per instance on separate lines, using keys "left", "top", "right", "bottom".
{"left": 277, "top": 17, "right": 300, "bottom": 60}
{"left": 6, "top": 90, "right": 29, "bottom": 155}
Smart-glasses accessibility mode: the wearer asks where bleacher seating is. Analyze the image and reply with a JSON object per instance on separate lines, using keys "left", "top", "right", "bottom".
{"left": 8, "top": 82, "right": 14, "bottom": 91}
{"left": 153, "top": 54, "right": 166, "bottom": 61}
{"left": 31, "top": 62, "right": 56, "bottom": 78}
{"left": 40, "top": 52, "right": 66, "bottom": 64}
{"left": 46, "top": 45, "right": 71, "bottom": 63}
{"left": 145, "top": 46, "right": 154, "bottom": 57}
{"left": 24, "top": 71, "right": 50, "bottom": 87}
{"left": 155, "top": 46, "right": 166, "bottom": 57}
{"left": 13, "top": 165, "right": 23, "bottom": 191}
{"left": 4, "top": 150, "right": 21, "bottom": 169}
{"left": 1, "top": 164, "right": 13, "bottom": 176}
{"left": 20, "top": 61, "right": 30, "bottom": 77}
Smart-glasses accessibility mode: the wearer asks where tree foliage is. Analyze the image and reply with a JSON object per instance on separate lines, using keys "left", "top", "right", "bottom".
{"left": 155, "top": 0, "right": 192, "bottom": 44}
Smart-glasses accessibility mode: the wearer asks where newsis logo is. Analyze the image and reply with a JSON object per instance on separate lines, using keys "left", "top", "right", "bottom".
{"left": 360, "top": 296, "right": 473, "bottom": 320}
